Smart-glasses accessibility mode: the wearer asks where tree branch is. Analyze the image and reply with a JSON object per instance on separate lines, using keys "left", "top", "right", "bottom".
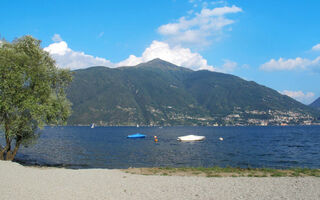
{"left": 5, "top": 134, "right": 11, "bottom": 152}
{"left": 4, "top": 121, "right": 11, "bottom": 152}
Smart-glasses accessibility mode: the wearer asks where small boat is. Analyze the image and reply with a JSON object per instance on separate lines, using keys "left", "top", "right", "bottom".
{"left": 177, "top": 135, "right": 206, "bottom": 141}
{"left": 127, "top": 133, "right": 146, "bottom": 138}
{"left": 91, "top": 123, "right": 95, "bottom": 128}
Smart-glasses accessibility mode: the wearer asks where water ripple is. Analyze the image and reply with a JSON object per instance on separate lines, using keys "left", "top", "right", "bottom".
{"left": 6, "top": 125, "right": 320, "bottom": 169}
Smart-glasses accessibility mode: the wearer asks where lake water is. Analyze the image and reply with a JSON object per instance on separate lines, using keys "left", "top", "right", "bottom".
{"left": 7, "top": 126, "right": 320, "bottom": 169}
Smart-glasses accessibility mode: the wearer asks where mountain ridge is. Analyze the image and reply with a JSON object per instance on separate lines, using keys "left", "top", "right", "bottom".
{"left": 67, "top": 59, "right": 319, "bottom": 126}
{"left": 310, "top": 97, "right": 320, "bottom": 110}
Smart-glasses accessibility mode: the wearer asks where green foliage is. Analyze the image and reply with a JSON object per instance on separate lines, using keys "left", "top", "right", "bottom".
{"left": 0, "top": 35, "right": 72, "bottom": 159}
{"left": 67, "top": 59, "right": 318, "bottom": 126}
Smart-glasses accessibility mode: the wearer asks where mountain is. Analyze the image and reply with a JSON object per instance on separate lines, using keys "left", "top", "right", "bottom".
{"left": 310, "top": 97, "right": 320, "bottom": 110}
{"left": 66, "top": 59, "right": 319, "bottom": 126}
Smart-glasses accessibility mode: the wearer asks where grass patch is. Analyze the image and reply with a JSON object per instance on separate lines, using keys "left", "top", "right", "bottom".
{"left": 271, "top": 172, "right": 286, "bottom": 177}
{"left": 161, "top": 172, "right": 169, "bottom": 176}
{"left": 123, "top": 167, "right": 320, "bottom": 177}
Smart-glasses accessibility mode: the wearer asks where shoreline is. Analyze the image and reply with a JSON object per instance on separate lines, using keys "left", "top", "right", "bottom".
{"left": 1, "top": 161, "right": 320, "bottom": 200}
{"left": 123, "top": 166, "right": 320, "bottom": 177}
{"left": 13, "top": 160, "right": 320, "bottom": 177}
{"left": 47, "top": 124, "right": 320, "bottom": 127}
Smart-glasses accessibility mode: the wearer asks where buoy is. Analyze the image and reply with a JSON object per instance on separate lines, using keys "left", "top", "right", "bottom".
{"left": 219, "top": 137, "right": 224, "bottom": 141}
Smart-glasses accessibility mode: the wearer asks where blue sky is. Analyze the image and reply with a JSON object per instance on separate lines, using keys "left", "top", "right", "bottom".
{"left": 1, "top": 0, "right": 320, "bottom": 104}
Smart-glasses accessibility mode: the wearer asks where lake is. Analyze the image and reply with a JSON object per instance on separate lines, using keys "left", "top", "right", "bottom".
{"left": 6, "top": 126, "right": 320, "bottom": 169}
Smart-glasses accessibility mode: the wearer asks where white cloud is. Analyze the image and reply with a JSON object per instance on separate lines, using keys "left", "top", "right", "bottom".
{"left": 157, "top": 5, "right": 242, "bottom": 47}
{"left": 44, "top": 37, "right": 214, "bottom": 71}
{"left": 44, "top": 41, "right": 69, "bottom": 56}
{"left": 52, "top": 34, "right": 62, "bottom": 42}
{"left": 261, "top": 43, "right": 320, "bottom": 71}
{"left": 200, "top": 5, "right": 242, "bottom": 16}
{"left": 46, "top": 33, "right": 247, "bottom": 73}
{"left": 215, "top": 59, "right": 238, "bottom": 73}
{"left": 44, "top": 4, "right": 243, "bottom": 72}
{"left": 203, "top": 60, "right": 249, "bottom": 74}
{"left": 281, "top": 90, "right": 315, "bottom": 104}
{"left": 44, "top": 41, "right": 114, "bottom": 70}
{"left": 117, "top": 40, "right": 214, "bottom": 70}
{"left": 312, "top": 43, "right": 320, "bottom": 51}
{"left": 260, "top": 57, "right": 320, "bottom": 71}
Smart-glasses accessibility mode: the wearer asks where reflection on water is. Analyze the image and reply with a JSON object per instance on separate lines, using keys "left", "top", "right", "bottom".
{"left": 4, "top": 126, "right": 319, "bottom": 169}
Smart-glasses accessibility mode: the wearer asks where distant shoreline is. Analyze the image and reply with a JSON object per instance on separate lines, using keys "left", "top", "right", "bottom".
{"left": 48, "top": 124, "right": 320, "bottom": 127}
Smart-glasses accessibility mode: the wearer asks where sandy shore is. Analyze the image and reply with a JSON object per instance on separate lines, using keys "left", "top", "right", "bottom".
{"left": 0, "top": 161, "right": 319, "bottom": 200}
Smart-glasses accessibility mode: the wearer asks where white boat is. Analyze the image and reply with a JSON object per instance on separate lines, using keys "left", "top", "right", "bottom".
{"left": 177, "top": 135, "right": 206, "bottom": 141}
{"left": 91, "top": 123, "right": 95, "bottom": 128}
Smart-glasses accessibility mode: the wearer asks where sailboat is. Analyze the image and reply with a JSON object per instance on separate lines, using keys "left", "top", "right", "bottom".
{"left": 91, "top": 123, "right": 95, "bottom": 128}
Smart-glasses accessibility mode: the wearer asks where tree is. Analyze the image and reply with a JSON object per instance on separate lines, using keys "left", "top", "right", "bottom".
{"left": 0, "top": 36, "right": 72, "bottom": 160}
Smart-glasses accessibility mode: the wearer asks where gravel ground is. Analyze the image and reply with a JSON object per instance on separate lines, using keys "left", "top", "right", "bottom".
{"left": 0, "top": 161, "right": 319, "bottom": 200}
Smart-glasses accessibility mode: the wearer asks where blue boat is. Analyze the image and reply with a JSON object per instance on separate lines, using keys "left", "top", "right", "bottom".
{"left": 127, "top": 133, "right": 146, "bottom": 138}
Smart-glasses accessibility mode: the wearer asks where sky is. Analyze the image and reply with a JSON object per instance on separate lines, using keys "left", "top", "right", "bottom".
{"left": 1, "top": 0, "right": 320, "bottom": 104}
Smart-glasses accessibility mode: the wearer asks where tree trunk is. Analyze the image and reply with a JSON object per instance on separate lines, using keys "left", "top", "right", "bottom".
{"left": 0, "top": 144, "right": 3, "bottom": 159}
{"left": 0, "top": 121, "right": 12, "bottom": 160}
{"left": 0, "top": 151, "right": 4, "bottom": 160}
{"left": 1, "top": 121, "right": 22, "bottom": 161}
{"left": 5, "top": 151, "right": 13, "bottom": 160}
{"left": 5, "top": 137, "right": 22, "bottom": 161}
{"left": 0, "top": 141, "right": 11, "bottom": 160}
{"left": 5, "top": 135, "right": 11, "bottom": 152}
